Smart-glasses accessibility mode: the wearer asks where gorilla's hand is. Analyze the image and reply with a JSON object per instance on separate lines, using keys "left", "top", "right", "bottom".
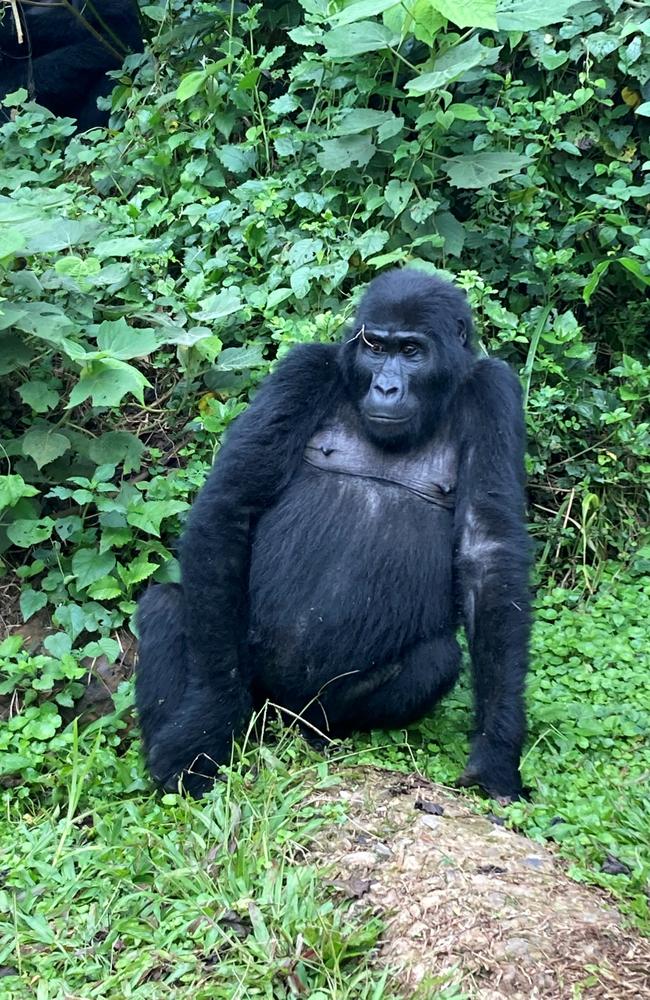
{"left": 147, "top": 735, "right": 227, "bottom": 798}
{"left": 145, "top": 677, "right": 245, "bottom": 798}
{"left": 456, "top": 734, "right": 526, "bottom": 802}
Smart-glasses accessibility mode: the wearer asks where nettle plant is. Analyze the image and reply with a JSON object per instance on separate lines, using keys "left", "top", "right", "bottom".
{"left": 0, "top": 0, "right": 648, "bottom": 647}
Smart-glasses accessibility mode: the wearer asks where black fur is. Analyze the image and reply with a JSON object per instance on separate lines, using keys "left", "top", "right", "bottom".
{"left": 0, "top": 0, "right": 142, "bottom": 130}
{"left": 136, "top": 269, "right": 531, "bottom": 799}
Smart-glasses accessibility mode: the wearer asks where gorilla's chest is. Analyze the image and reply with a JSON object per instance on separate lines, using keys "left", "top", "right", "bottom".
{"left": 248, "top": 421, "right": 459, "bottom": 672}
{"left": 303, "top": 421, "right": 457, "bottom": 509}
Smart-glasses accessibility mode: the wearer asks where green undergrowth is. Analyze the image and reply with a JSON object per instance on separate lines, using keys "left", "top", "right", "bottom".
{"left": 0, "top": 566, "right": 648, "bottom": 998}
{"left": 0, "top": 726, "right": 397, "bottom": 999}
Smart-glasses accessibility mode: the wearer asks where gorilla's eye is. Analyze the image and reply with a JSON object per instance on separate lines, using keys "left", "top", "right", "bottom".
{"left": 361, "top": 329, "right": 386, "bottom": 354}
{"left": 401, "top": 343, "right": 418, "bottom": 358}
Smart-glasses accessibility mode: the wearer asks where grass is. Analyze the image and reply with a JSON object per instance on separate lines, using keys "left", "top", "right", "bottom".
{"left": 0, "top": 563, "right": 648, "bottom": 996}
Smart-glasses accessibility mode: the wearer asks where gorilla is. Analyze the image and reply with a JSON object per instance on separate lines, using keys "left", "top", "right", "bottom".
{"left": 0, "top": 0, "right": 142, "bottom": 130}
{"left": 136, "top": 269, "right": 532, "bottom": 801}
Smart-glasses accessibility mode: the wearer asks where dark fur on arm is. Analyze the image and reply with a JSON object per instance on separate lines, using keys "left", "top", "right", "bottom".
{"left": 453, "top": 358, "right": 532, "bottom": 799}
{"left": 181, "top": 343, "right": 341, "bottom": 688}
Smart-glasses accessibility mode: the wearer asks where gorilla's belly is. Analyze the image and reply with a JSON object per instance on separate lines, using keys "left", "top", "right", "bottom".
{"left": 247, "top": 466, "right": 455, "bottom": 697}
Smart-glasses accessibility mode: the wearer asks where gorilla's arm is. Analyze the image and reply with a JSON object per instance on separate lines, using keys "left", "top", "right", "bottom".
{"left": 181, "top": 342, "right": 341, "bottom": 698}
{"left": 453, "top": 359, "right": 531, "bottom": 799}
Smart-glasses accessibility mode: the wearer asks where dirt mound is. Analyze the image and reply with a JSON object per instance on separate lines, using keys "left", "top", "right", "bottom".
{"left": 309, "top": 768, "right": 650, "bottom": 999}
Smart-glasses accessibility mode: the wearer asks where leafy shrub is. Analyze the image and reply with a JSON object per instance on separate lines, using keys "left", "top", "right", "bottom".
{"left": 1, "top": 0, "right": 648, "bottom": 617}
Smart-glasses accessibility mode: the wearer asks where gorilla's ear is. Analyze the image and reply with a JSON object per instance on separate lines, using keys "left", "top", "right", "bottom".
{"left": 457, "top": 319, "right": 468, "bottom": 346}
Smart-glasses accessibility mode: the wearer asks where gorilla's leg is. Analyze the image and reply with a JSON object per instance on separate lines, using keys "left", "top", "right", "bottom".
{"left": 319, "top": 635, "right": 461, "bottom": 737}
{"left": 136, "top": 584, "right": 225, "bottom": 796}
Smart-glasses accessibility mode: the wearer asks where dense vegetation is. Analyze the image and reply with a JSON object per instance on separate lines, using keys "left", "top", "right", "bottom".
{"left": 0, "top": 0, "right": 648, "bottom": 994}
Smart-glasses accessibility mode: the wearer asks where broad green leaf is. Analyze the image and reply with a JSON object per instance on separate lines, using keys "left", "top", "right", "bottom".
{"left": 406, "top": 37, "right": 502, "bottom": 94}
{"left": 449, "top": 102, "right": 486, "bottom": 121}
{"left": 266, "top": 288, "right": 292, "bottom": 310}
{"left": 583, "top": 260, "right": 610, "bottom": 305}
{"left": 8, "top": 301, "right": 77, "bottom": 341}
{"left": 88, "top": 431, "right": 144, "bottom": 474}
{"left": 22, "top": 427, "right": 71, "bottom": 470}
{"left": 95, "top": 318, "right": 159, "bottom": 359}
{"left": 93, "top": 236, "right": 163, "bottom": 259}
{"left": 384, "top": 180, "right": 414, "bottom": 216}
{"left": 176, "top": 69, "right": 210, "bottom": 102}
{"left": 19, "top": 218, "right": 101, "bottom": 255}
{"left": 328, "top": 0, "right": 399, "bottom": 25}
{"left": 20, "top": 588, "right": 48, "bottom": 622}
{"left": 193, "top": 287, "right": 243, "bottom": 322}
{"left": 192, "top": 335, "right": 224, "bottom": 364}
{"left": 86, "top": 577, "right": 123, "bottom": 600}
{"left": 126, "top": 500, "right": 189, "bottom": 537}
{"left": 43, "top": 632, "right": 73, "bottom": 659}
{"left": 117, "top": 553, "right": 160, "bottom": 586}
{"left": 72, "top": 548, "right": 117, "bottom": 590}
{"left": 323, "top": 22, "right": 397, "bottom": 57}
{"left": 52, "top": 603, "right": 87, "bottom": 642}
{"left": 333, "top": 109, "right": 399, "bottom": 135}
{"left": 176, "top": 61, "right": 224, "bottom": 101}
{"left": 317, "top": 135, "right": 376, "bottom": 171}
{"left": 384, "top": 0, "right": 445, "bottom": 45}
{"left": 435, "top": 212, "right": 466, "bottom": 257}
{"left": 67, "top": 360, "right": 151, "bottom": 408}
{"left": 636, "top": 103, "right": 650, "bottom": 117}
{"left": 82, "top": 637, "right": 121, "bottom": 661}
{"left": 0, "top": 303, "right": 27, "bottom": 331}
{"left": 0, "top": 230, "right": 26, "bottom": 258}
{"left": 442, "top": 152, "right": 532, "bottom": 188}
{"left": 215, "top": 345, "right": 266, "bottom": 371}
{"left": 0, "top": 475, "right": 39, "bottom": 511}
{"left": 619, "top": 258, "right": 650, "bottom": 286}
{"left": 216, "top": 146, "right": 258, "bottom": 175}
{"left": 429, "top": 0, "right": 497, "bottom": 29}
{"left": 55, "top": 255, "right": 101, "bottom": 279}
{"left": 0, "top": 635, "right": 23, "bottom": 656}
{"left": 0, "top": 753, "right": 32, "bottom": 777}
{"left": 25, "top": 712, "right": 61, "bottom": 742}
{"left": 18, "top": 380, "right": 60, "bottom": 413}
{"left": 0, "top": 332, "right": 33, "bottom": 375}
{"left": 6, "top": 518, "right": 55, "bottom": 547}
{"left": 584, "top": 258, "right": 650, "bottom": 304}
{"left": 496, "top": 0, "right": 574, "bottom": 31}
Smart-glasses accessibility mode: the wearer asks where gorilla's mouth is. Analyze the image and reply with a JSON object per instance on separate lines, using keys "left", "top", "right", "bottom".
{"left": 365, "top": 414, "right": 411, "bottom": 424}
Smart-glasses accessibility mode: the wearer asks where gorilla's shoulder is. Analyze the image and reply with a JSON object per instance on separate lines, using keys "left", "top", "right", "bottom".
{"left": 463, "top": 357, "right": 523, "bottom": 406}
{"left": 265, "top": 342, "right": 341, "bottom": 394}
{"left": 275, "top": 341, "right": 340, "bottom": 373}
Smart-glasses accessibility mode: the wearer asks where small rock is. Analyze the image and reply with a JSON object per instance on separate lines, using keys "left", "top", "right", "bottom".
{"left": 327, "top": 876, "right": 372, "bottom": 899}
{"left": 600, "top": 852, "right": 632, "bottom": 876}
{"left": 414, "top": 799, "right": 445, "bottom": 816}
{"left": 345, "top": 850, "right": 378, "bottom": 868}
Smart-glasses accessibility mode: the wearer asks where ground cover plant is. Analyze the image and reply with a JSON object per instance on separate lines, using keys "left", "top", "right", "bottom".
{"left": 0, "top": 0, "right": 649, "bottom": 994}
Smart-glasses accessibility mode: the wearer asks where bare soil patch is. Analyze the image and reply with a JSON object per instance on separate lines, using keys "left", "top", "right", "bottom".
{"left": 309, "top": 768, "right": 650, "bottom": 999}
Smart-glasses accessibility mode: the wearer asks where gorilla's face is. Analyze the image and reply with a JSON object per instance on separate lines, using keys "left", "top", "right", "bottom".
{"left": 342, "top": 270, "right": 476, "bottom": 450}
{"left": 352, "top": 327, "right": 438, "bottom": 446}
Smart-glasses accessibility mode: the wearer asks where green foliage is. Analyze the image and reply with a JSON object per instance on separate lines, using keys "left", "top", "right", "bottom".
{"left": 0, "top": 0, "right": 647, "bottom": 595}
{"left": 0, "top": 717, "right": 397, "bottom": 998}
